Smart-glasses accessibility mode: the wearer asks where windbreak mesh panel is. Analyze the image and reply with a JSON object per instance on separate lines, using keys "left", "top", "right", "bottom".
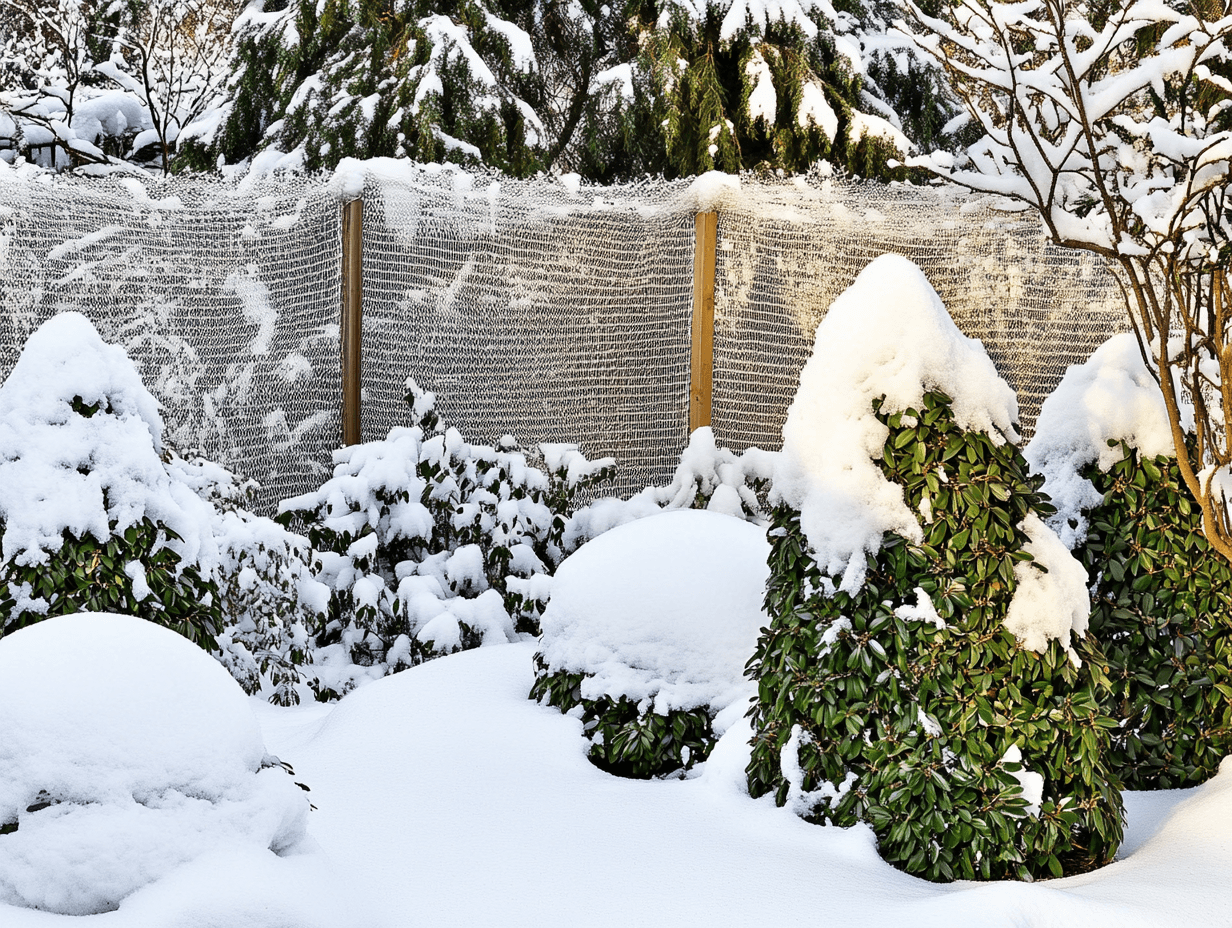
{"left": 712, "top": 177, "right": 1129, "bottom": 454}
{"left": 361, "top": 169, "right": 696, "bottom": 495}
{"left": 0, "top": 172, "right": 342, "bottom": 513}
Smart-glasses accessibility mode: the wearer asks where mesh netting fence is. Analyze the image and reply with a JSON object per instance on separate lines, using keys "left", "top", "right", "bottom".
{"left": 0, "top": 170, "right": 343, "bottom": 513}
{"left": 360, "top": 168, "right": 695, "bottom": 496}
{"left": 0, "top": 165, "right": 1132, "bottom": 513}
{"left": 711, "top": 175, "right": 1128, "bottom": 455}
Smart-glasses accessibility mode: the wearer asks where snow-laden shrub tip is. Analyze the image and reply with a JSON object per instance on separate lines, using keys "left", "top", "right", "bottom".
{"left": 278, "top": 379, "right": 614, "bottom": 695}
{"left": 747, "top": 256, "right": 1123, "bottom": 882}
{"left": 1026, "top": 335, "right": 1232, "bottom": 789}
{"left": 0, "top": 614, "right": 310, "bottom": 915}
{"left": 565, "top": 425, "right": 777, "bottom": 547}
{"left": 532, "top": 508, "right": 769, "bottom": 779}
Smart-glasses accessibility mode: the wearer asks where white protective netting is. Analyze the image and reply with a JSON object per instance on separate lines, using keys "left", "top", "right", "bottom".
{"left": 711, "top": 175, "right": 1129, "bottom": 454}
{"left": 360, "top": 166, "right": 696, "bottom": 495}
{"left": 0, "top": 163, "right": 1134, "bottom": 513}
{"left": 0, "top": 169, "right": 343, "bottom": 513}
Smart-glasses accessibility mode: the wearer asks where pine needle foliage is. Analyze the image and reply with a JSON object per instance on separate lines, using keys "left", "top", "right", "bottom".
{"left": 745, "top": 391, "right": 1124, "bottom": 882}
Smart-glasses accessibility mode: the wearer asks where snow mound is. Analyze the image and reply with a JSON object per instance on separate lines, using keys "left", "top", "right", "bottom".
{"left": 0, "top": 312, "right": 216, "bottom": 571}
{"left": 0, "top": 613, "right": 309, "bottom": 915}
{"left": 774, "top": 254, "right": 1019, "bottom": 591}
{"left": 538, "top": 509, "right": 770, "bottom": 714}
{"left": 1003, "top": 514, "right": 1091, "bottom": 662}
{"left": 1024, "top": 333, "right": 1179, "bottom": 549}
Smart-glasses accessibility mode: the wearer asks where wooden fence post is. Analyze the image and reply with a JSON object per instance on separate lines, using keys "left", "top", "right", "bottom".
{"left": 341, "top": 199, "right": 363, "bottom": 446}
{"left": 690, "top": 211, "right": 718, "bottom": 433}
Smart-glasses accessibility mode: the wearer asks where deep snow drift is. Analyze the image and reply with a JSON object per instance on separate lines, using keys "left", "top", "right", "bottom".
{"left": 0, "top": 614, "right": 310, "bottom": 916}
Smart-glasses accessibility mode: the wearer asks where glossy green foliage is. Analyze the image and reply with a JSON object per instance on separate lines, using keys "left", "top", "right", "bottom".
{"left": 0, "top": 519, "right": 221, "bottom": 650}
{"left": 1076, "top": 442, "right": 1232, "bottom": 789}
{"left": 530, "top": 659, "right": 715, "bottom": 779}
{"left": 745, "top": 391, "right": 1123, "bottom": 882}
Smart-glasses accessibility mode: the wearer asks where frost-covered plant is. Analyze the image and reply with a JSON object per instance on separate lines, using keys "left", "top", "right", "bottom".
{"left": 277, "top": 379, "right": 614, "bottom": 693}
{"left": 0, "top": 313, "right": 222, "bottom": 647}
{"left": 746, "top": 256, "right": 1122, "bottom": 882}
{"left": 532, "top": 509, "right": 769, "bottom": 779}
{"left": 565, "top": 426, "right": 777, "bottom": 547}
{"left": 168, "top": 454, "right": 328, "bottom": 706}
{"left": 902, "top": 0, "right": 1232, "bottom": 566}
{"left": 1026, "top": 334, "right": 1232, "bottom": 789}
{"left": 0, "top": 312, "right": 328, "bottom": 705}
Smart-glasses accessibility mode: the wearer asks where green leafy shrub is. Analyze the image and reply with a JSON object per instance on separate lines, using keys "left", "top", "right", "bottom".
{"left": 746, "top": 391, "right": 1124, "bottom": 882}
{"left": 1075, "top": 441, "right": 1232, "bottom": 788}
{"left": 0, "top": 519, "right": 220, "bottom": 648}
{"left": 530, "top": 659, "right": 715, "bottom": 778}
{"left": 278, "top": 379, "right": 614, "bottom": 691}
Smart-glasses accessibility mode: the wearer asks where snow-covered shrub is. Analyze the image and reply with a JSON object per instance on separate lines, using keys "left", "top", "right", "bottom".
{"left": 0, "top": 313, "right": 327, "bottom": 704}
{"left": 1026, "top": 334, "right": 1232, "bottom": 789}
{"left": 565, "top": 426, "right": 777, "bottom": 547}
{"left": 0, "top": 613, "right": 310, "bottom": 915}
{"left": 745, "top": 256, "right": 1122, "bottom": 882}
{"left": 532, "top": 509, "right": 769, "bottom": 779}
{"left": 277, "top": 379, "right": 614, "bottom": 694}
{"left": 168, "top": 454, "right": 328, "bottom": 706}
{"left": 0, "top": 313, "right": 222, "bottom": 647}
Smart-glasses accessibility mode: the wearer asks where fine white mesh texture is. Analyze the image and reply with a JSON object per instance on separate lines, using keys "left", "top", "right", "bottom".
{"left": 711, "top": 176, "right": 1129, "bottom": 454}
{"left": 360, "top": 167, "right": 695, "bottom": 495}
{"left": 0, "top": 171, "right": 343, "bottom": 513}
{"left": 0, "top": 166, "right": 1134, "bottom": 513}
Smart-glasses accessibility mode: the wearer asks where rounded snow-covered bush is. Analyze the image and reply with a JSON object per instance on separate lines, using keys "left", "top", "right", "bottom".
{"left": 1026, "top": 334, "right": 1232, "bottom": 789}
{"left": 746, "top": 255, "right": 1122, "bottom": 882}
{"left": 532, "top": 508, "right": 770, "bottom": 778}
{"left": 0, "top": 313, "right": 221, "bottom": 646}
{"left": 278, "top": 379, "right": 614, "bottom": 695}
{"left": 0, "top": 613, "right": 310, "bottom": 915}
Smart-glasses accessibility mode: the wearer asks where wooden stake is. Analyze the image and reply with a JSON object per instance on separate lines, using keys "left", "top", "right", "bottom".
{"left": 341, "top": 199, "right": 363, "bottom": 446}
{"left": 690, "top": 211, "right": 718, "bottom": 432}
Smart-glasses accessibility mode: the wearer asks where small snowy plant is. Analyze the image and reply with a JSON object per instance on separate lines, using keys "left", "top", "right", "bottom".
{"left": 745, "top": 256, "right": 1123, "bottom": 882}
{"left": 277, "top": 379, "right": 614, "bottom": 693}
{"left": 1026, "top": 334, "right": 1232, "bottom": 789}
{"left": 0, "top": 313, "right": 221, "bottom": 645}
{"left": 0, "top": 313, "right": 327, "bottom": 704}
{"left": 532, "top": 508, "right": 770, "bottom": 779}
{"left": 565, "top": 425, "right": 777, "bottom": 546}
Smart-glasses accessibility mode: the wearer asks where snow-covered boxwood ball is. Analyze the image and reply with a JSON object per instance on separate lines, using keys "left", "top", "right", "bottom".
{"left": 0, "top": 613, "right": 310, "bottom": 915}
{"left": 532, "top": 508, "right": 770, "bottom": 778}
{"left": 746, "top": 255, "right": 1123, "bottom": 882}
{"left": 277, "top": 378, "right": 615, "bottom": 695}
{"left": 1026, "top": 334, "right": 1232, "bottom": 789}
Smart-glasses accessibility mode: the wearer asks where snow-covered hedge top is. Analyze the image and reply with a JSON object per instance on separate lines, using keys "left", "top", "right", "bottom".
{"left": 0, "top": 312, "right": 216, "bottom": 570}
{"left": 0, "top": 613, "right": 266, "bottom": 814}
{"left": 538, "top": 509, "right": 770, "bottom": 714}
{"left": 1024, "top": 333, "right": 1179, "bottom": 549}
{"left": 773, "top": 254, "right": 1019, "bottom": 591}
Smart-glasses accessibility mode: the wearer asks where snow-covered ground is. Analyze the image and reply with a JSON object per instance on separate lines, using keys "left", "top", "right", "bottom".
{"left": 3, "top": 636, "right": 1225, "bottom": 928}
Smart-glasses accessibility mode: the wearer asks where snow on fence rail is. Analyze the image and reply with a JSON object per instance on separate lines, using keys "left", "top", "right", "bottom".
{"left": 0, "top": 162, "right": 1128, "bottom": 513}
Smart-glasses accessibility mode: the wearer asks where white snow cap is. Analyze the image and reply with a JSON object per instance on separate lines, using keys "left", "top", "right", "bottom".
{"left": 0, "top": 312, "right": 217, "bottom": 571}
{"left": 774, "top": 254, "right": 1019, "bottom": 591}
{"left": 0, "top": 614, "right": 309, "bottom": 915}
{"left": 538, "top": 509, "right": 770, "bottom": 716}
{"left": 1025, "top": 333, "right": 1178, "bottom": 549}
{"left": 1003, "top": 514, "right": 1091, "bottom": 664}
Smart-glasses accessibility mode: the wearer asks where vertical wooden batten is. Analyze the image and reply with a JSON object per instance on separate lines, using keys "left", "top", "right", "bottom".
{"left": 341, "top": 199, "right": 363, "bottom": 446}
{"left": 690, "top": 211, "right": 718, "bottom": 433}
